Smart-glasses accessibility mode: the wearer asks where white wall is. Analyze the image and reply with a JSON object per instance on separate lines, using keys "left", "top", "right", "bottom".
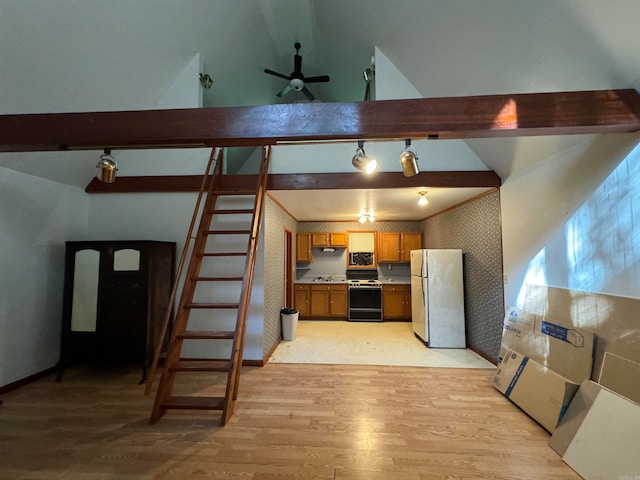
{"left": 0, "top": 168, "right": 89, "bottom": 386}
{"left": 0, "top": 53, "right": 255, "bottom": 388}
{"left": 501, "top": 132, "right": 640, "bottom": 307}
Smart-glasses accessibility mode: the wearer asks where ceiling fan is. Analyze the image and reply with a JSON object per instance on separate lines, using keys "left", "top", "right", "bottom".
{"left": 264, "top": 42, "right": 330, "bottom": 101}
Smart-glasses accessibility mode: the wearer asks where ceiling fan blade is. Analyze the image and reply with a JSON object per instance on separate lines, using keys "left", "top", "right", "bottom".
{"left": 276, "top": 85, "right": 293, "bottom": 98}
{"left": 304, "top": 75, "right": 330, "bottom": 83}
{"left": 264, "top": 68, "right": 291, "bottom": 81}
{"left": 301, "top": 86, "right": 315, "bottom": 101}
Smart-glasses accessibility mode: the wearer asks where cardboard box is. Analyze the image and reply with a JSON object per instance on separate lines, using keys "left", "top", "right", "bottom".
{"left": 550, "top": 380, "right": 640, "bottom": 479}
{"left": 500, "top": 307, "right": 595, "bottom": 384}
{"left": 598, "top": 352, "right": 640, "bottom": 403}
{"left": 523, "top": 284, "right": 640, "bottom": 380}
{"left": 493, "top": 349, "right": 580, "bottom": 432}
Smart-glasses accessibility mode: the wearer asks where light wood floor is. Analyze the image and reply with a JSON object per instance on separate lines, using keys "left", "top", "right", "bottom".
{"left": 0, "top": 364, "right": 579, "bottom": 479}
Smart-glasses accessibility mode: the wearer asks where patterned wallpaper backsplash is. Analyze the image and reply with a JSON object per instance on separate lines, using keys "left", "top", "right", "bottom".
{"left": 423, "top": 190, "right": 504, "bottom": 361}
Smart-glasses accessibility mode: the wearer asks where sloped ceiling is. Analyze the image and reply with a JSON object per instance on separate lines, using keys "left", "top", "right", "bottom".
{"left": 1, "top": 0, "right": 640, "bottom": 220}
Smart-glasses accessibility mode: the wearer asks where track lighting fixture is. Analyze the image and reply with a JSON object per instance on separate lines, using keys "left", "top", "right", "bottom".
{"left": 400, "top": 139, "right": 420, "bottom": 177}
{"left": 199, "top": 73, "right": 213, "bottom": 89}
{"left": 96, "top": 148, "right": 117, "bottom": 183}
{"left": 352, "top": 141, "right": 377, "bottom": 174}
{"left": 418, "top": 191, "right": 429, "bottom": 206}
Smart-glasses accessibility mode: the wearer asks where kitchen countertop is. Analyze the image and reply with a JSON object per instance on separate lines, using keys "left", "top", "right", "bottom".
{"left": 295, "top": 278, "right": 410, "bottom": 285}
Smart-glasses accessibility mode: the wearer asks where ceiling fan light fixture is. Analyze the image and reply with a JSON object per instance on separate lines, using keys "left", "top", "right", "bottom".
{"left": 290, "top": 78, "right": 304, "bottom": 91}
{"left": 400, "top": 139, "right": 420, "bottom": 177}
{"left": 418, "top": 191, "right": 429, "bottom": 206}
{"left": 352, "top": 141, "right": 377, "bottom": 174}
{"left": 96, "top": 148, "right": 117, "bottom": 183}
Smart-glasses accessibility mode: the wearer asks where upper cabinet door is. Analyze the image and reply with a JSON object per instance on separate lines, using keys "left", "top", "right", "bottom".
{"left": 311, "top": 232, "right": 347, "bottom": 247}
{"left": 378, "top": 232, "right": 423, "bottom": 263}
{"left": 378, "top": 232, "right": 402, "bottom": 263}
{"left": 296, "top": 233, "right": 313, "bottom": 262}
{"left": 329, "top": 232, "right": 347, "bottom": 247}
{"left": 401, "top": 233, "right": 423, "bottom": 263}
{"left": 311, "top": 233, "right": 329, "bottom": 247}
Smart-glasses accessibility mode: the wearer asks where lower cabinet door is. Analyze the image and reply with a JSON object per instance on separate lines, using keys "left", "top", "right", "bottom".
{"left": 310, "top": 289, "right": 330, "bottom": 316}
{"left": 294, "top": 286, "right": 310, "bottom": 317}
{"left": 329, "top": 288, "right": 348, "bottom": 317}
{"left": 383, "top": 286, "right": 411, "bottom": 320}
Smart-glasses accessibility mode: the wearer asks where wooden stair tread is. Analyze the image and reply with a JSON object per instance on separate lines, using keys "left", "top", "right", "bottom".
{"left": 211, "top": 209, "right": 253, "bottom": 215}
{"left": 210, "top": 190, "right": 256, "bottom": 196}
{"left": 169, "top": 359, "right": 232, "bottom": 372}
{"left": 185, "top": 302, "right": 239, "bottom": 309}
{"left": 177, "top": 330, "right": 235, "bottom": 340}
{"left": 204, "top": 229, "right": 251, "bottom": 235}
{"left": 192, "top": 276, "right": 244, "bottom": 282}
{"left": 160, "top": 396, "right": 226, "bottom": 411}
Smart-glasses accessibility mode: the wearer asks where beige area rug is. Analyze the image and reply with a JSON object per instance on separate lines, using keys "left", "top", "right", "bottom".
{"left": 269, "top": 320, "right": 496, "bottom": 369}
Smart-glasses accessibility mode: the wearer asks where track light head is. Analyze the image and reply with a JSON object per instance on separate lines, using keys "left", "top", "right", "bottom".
{"left": 199, "top": 73, "right": 213, "bottom": 89}
{"left": 400, "top": 139, "right": 419, "bottom": 177}
{"left": 96, "top": 148, "right": 117, "bottom": 183}
{"left": 352, "top": 140, "right": 377, "bottom": 174}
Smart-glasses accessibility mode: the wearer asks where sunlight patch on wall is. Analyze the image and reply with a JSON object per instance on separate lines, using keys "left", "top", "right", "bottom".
{"left": 516, "top": 248, "right": 547, "bottom": 308}
{"left": 566, "top": 143, "right": 640, "bottom": 293}
{"left": 516, "top": 141, "right": 640, "bottom": 305}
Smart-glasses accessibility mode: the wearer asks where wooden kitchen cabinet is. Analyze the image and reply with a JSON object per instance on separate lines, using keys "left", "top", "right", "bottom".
{"left": 311, "top": 232, "right": 347, "bottom": 247}
{"left": 329, "top": 285, "right": 348, "bottom": 316}
{"left": 378, "top": 232, "right": 422, "bottom": 263}
{"left": 294, "top": 284, "right": 311, "bottom": 317}
{"left": 400, "top": 232, "right": 422, "bottom": 262}
{"left": 383, "top": 284, "right": 412, "bottom": 320}
{"left": 308, "top": 284, "right": 348, "bottom": 318}
{"left": 296, "top": 233, "right": 313, "bottom": 262}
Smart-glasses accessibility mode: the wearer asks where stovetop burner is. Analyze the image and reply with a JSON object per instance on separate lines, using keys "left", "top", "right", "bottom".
{"left": 347, "top": 279, "right": 382, "bottom": 288}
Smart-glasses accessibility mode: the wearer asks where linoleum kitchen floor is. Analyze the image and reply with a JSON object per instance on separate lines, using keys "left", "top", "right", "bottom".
{"left": 269, "top": 320, "right": 496, "bottom": 368}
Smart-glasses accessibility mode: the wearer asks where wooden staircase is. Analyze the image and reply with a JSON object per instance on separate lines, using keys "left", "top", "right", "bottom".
{"left": 146, "top": 145, "right": 271, "bottom": 426}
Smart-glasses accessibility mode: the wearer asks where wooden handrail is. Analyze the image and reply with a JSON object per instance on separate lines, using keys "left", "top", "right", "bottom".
{"left": 225, "top": 146, "right": 271, "bottom": 414}
{"left": 144, "top": 147, "right": 222, "bottom": 395}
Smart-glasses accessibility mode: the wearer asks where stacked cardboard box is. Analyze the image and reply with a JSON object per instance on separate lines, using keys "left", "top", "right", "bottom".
{"left": 493, "top": 307, "right": 595, "bottom": 432}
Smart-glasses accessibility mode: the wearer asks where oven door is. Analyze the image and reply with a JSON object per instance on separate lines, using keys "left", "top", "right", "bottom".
{"left": 348, "top": 287, "right": 383, "bottom": 321}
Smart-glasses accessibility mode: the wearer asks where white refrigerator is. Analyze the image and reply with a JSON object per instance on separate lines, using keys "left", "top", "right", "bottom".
{"left": 410, "top": 249, "right": 466, "bottom": 348}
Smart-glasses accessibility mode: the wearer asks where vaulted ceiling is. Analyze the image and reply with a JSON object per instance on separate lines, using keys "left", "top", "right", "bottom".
{"left": 1, "top": 0, "right": 639, "bottom": 220}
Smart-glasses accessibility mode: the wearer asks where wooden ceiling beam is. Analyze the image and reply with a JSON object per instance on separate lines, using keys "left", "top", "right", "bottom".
{"left": 84, "top": 171, "right": 501, "bottom": 193}
{"left": 2, "top": 89, "right": 640, "bottom": 153}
